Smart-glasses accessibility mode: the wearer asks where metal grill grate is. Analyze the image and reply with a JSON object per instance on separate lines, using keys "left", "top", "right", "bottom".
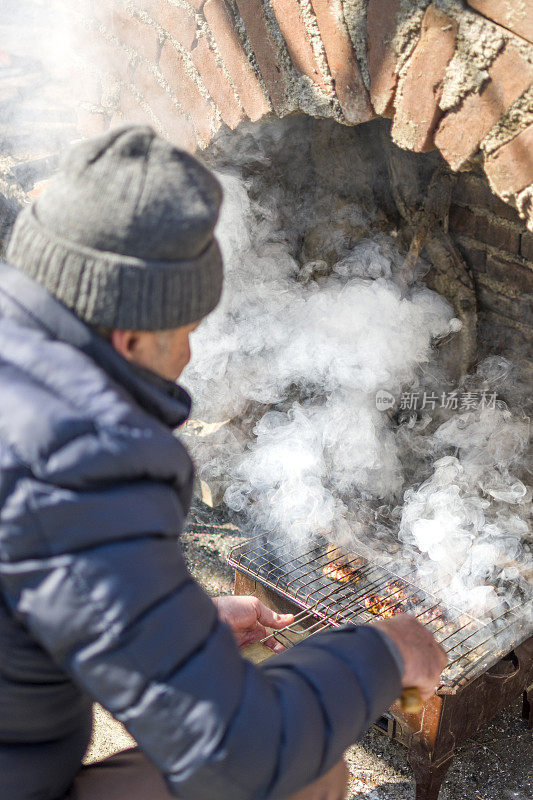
{"left": 229, "top": 532, "right": 527, "bottom": 689}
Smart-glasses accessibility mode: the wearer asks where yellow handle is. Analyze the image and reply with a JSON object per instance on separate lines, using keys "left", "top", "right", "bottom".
{"left": 399, "top": 687, "right": 424, "bottom": 714}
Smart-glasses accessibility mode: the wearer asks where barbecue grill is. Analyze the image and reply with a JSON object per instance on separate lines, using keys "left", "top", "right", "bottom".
{"left": 228, "top": 532, "right": 533, "bottom": 800}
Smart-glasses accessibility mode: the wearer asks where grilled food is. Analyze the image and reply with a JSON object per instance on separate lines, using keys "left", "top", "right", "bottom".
{"left": 364, "top": 594, "right": 399, "bottom": 618}
{"left": 323, "top": 561, "right": 364, "bottom": 584}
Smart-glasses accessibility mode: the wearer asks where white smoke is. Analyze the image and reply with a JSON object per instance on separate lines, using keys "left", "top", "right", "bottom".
{"left": 182, "top": 170, "right": 457, "bottom": 539}
{"left": 0, "top": 0, "right": 77, "bottom": 160}
{"left": 399, "top": 372, "right": 532, "bottom": 620}
{"left": 182, "top": 127, "right": 532, "bottom": 634}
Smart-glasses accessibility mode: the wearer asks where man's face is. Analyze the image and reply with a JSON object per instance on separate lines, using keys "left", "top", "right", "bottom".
{"left": 111, "top": 321, "right": 201, "bottom": 381}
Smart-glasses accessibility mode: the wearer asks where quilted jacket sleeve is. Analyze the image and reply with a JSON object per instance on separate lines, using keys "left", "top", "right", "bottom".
{"left": 0, "top": 477, "right": 402, "bottom": 800}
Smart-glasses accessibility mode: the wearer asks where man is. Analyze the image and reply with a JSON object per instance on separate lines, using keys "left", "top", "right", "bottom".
{"left": 0, "top": 126, "right": 446, "bottom": 800}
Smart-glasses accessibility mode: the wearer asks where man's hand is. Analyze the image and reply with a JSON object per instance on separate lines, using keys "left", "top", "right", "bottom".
{"left": 213, "top": 595, "right": 294, "bottom": 653}
{"left": 371, "top": 613, "right": 448, "bottom": 701}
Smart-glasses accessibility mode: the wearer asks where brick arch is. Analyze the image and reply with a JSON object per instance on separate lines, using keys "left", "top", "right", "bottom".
{"left": 75, "top": 1, "right": 533, "bottom": 231}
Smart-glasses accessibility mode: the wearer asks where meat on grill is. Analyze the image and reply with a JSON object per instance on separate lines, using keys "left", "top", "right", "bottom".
{"left": 364, "top": 594, "right": 400, "bottom": 618}
{"left": 323, "top": 561, "right": 364, "bottom": 584}
{"left": 322, "top": 549, "right": 458, "bottom": 628}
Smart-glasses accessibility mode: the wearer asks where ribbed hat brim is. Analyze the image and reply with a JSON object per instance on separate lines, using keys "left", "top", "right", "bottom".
{"left": 6, "top": 206, "right": 223, "bottom": 330}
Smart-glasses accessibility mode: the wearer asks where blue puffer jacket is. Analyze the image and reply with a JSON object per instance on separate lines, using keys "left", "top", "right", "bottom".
{"left": 0, "top": 262, "right": 402, "bottom": 800}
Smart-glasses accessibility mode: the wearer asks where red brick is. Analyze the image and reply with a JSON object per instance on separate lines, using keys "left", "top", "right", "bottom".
{"left": 485, "top": 253, "right": 533, "bottom": 293}
{"left": 235, "top": 0, "right": 287, "bottom": 113}
{"left": 367, "top": 0, "right": 402, "bottom": 116}
{"left": 203, "top": 0, "right": 270, "bottom": 121}
{"left": 452, "top": 172, "right": 521, "bottom": 222}
{"left": 392, "top": 6, "right": 457, "bottom": 152}
{"left": 484, "top": 124, "right": 533, "bottom": 200}
{"left": 130, "top": 0, "right": 198, "bottom": 50}
{"left": 478, "top": 312, "right": 530, "bottom": 358}
{"left": 521, "top": 232, "right": 533, "bottom": 262}
{"left": 76, "top": 108, "right": 107, "bottom": 138}
{"left": 118, "top": 86, "right": 155, "bottom": 126}
{"left": 95, "top": 6, "right": 161, "bottom": 63}
{"left": 159, "top": 41, "right": 215, "bottom": 142}
{"left": 133, "top": 61, "right": 198, "bottom": 150}
{"left": 271, "top": 0, "right": 329, "bottom": 94}
{"left": 449, "top": 205, "right": 520, "bottom": 252}
{"left": 109, "top": 111, "right": 126, "bottom": 129}
{"left": 162, "top": 109, "right": 201, "bottom": 152}
{"left": 191, "top": 37, "right": 244, "bottom": 129}
{"left": 90, "top": 31, "right": 134, "bottom": 83}
{"left": 455, "top": 237, "right": 487, "bottom": 274}
{"left": 310, "top": 0, "right": 374, "bottom": 124}
{"left": 435, "top": 43, "right": 533, "bottom": 170}
{"left": 449, "top": 205, "right": 478, "bottom": 238}
{"left": 160, "top": 108, "right": 201, "bottom": 152}
{"left": 466, "top": 1, "right": 533, "bottom": 46}
{"left": 477, "top": 283, "right": 533, "bottom": 326}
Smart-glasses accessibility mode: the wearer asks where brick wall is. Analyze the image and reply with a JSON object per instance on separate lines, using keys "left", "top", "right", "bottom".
{"left": 449, "top": 170, "right": 533, "bottom": 365}
{"left": 71, "top": 1, "right": 532, "bottom": 365}
{"left": 72, "top": 0, "right": 271, "bottom": 150}
{"left": 73, "top": 1, "right": 533, "bottom": 234}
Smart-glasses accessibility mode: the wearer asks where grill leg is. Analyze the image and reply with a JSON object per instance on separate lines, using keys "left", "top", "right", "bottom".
{"left": 408, "top": 747, "right": 454, "bottom": 800}
{"left": 522, "top": 684, "right": 533, "bottom": 729}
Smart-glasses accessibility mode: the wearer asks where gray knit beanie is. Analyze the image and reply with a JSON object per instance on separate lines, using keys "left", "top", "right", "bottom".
{"left": 6, "top": 125, "right": 223, "bottom": 330}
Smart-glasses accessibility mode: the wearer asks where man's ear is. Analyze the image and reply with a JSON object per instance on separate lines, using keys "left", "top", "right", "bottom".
{"left": 110, "top": 329, "right": 140, "bottom": 361}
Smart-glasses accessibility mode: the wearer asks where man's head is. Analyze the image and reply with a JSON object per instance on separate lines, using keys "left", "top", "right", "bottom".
{"left": 6, "top": 125, "right": 223, "bottom": 379}
{"left": 111, "top": 322, "right": 201, "bottom": 381}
